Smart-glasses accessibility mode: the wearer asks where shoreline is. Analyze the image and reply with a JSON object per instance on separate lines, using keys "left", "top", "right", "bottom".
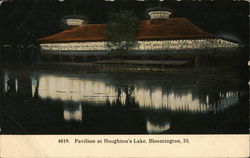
{"left": 0, "top": 63, "right": 247, "bottom": 79}
{"left": 0, "top": 59, "right": 247, "bottom": 75}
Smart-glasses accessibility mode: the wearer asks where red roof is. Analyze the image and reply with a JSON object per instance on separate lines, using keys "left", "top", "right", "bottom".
{"left": 38, "top": 18, "right": 216, "bottom": 43}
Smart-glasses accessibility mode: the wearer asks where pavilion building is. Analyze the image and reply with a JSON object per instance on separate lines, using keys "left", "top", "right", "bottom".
{"left": 38, "top": 8, "right": 240, "bottom": 57}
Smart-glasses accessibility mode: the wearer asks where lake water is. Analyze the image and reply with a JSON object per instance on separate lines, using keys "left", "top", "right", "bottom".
{"left": 0, "top": 66, "right": 248, "bottom": 134}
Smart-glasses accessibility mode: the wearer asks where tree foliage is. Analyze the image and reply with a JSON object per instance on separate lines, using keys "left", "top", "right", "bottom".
{"left": 106, "top": 10, "right": 138, "bottom": 56}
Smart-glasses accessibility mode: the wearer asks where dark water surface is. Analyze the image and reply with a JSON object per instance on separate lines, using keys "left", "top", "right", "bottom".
{"left": 0, "top": 66, "right": 248, "bottom": 134}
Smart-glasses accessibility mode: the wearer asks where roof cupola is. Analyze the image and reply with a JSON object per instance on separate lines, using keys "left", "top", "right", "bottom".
{"left": 146, "top": 7, "right": 172, "bottom": 20}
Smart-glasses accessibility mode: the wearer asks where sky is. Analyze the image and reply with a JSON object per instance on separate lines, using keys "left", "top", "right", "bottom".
{"left": 0, "top": 0, "right": 249, "bottom": 45}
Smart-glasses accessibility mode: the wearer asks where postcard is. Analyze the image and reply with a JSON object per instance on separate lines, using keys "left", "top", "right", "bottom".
{"left": 0, "top": 0, "right": 249, "bottom": 157}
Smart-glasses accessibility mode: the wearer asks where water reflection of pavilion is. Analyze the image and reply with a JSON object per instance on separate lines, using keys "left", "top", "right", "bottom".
{"left": 32, "top": 73, "right": 239, "bottom": 114}
{"left": 1, "top": 69, "right": 247, "bottom": 134}
{"left": 3, "top": 70, "right": 240, "bottom": 113}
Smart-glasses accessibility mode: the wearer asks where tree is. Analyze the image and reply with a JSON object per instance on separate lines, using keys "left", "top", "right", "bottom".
{"left": 106, "top": 10, "right": 138, "bottom": 57}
